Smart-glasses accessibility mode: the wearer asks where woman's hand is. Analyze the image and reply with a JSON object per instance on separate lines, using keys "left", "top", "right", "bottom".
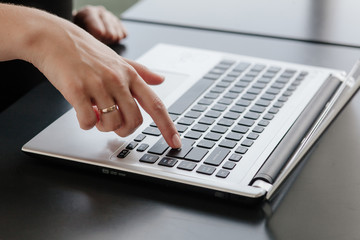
{"left": 73, "top": 5, "right": 127, "bottom": 45}
{"left": 0, "top": 4, "right": 181, "bottom": 148}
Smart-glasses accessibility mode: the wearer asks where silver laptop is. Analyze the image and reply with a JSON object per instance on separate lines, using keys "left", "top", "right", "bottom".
{"left": 22, "top": 44, "right": 360, "bottom": 202}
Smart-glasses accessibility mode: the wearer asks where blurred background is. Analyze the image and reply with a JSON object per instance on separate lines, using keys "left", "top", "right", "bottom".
{"left": 74, "top": 0, "right": 138, "bottom": 15}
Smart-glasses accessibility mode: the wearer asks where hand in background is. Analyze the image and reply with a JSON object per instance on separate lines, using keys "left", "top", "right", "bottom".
{"left": 73, "top": 5, "right": 127, "bottom": 45}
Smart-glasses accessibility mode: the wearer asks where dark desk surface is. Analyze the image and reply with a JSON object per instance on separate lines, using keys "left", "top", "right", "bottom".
{"left": 2, "top": 20, "right": 360, "bottom": 240}
{"left": 123, "top": 0, "right": 360, "bottom": 48}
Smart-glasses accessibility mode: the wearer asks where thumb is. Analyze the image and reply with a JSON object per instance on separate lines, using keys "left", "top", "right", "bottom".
{"left": 123, "top": 58, "right": 165, "bottom": 85}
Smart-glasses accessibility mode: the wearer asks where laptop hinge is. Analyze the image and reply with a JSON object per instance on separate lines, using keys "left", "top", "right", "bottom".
{"left": 252, "top": 60, "right": 360, "bottom": 200}
{"left": 252, "top": 180, "right": 273, "bottom": 192}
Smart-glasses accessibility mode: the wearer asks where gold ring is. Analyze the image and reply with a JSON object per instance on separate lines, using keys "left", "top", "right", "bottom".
{"left": 99, "top": 104, "right": 117, "bottom": 114}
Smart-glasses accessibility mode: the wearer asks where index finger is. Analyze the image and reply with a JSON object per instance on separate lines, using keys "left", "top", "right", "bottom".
{"left": 130, "top": 77, "right": 182, "bottom": 149}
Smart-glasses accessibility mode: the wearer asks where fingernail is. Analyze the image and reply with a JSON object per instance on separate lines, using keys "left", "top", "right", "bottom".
{"left": 172, "top": 133, "right": 182, "bottom": 149}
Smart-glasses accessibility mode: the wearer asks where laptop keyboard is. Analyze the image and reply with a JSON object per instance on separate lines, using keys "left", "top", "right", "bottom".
{"left": 117, "top": 59, "right": 308, "bottom": 179}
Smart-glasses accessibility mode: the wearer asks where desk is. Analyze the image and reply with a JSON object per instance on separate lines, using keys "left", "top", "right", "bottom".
{"left": 123, "top": 0, "right": 360, "bottom": 48}
{"left": 1, "top": 20, "right": 360, "bottom": 240}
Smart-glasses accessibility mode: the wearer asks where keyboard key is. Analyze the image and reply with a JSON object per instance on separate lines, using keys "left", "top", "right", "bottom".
{"left": 247, "top": 132, "right": 259, "bottom": 140}
{"left": 197, "top": 140, "right": 216, "bottom": 149}
{"left": 223, "top": 161, "right": 236, "bottom": 170}
{"left": 234, "top": 62, "right": 250, "bottom": 72}
{"left": 229, "top": 86, "right": 244, "bottom": 93}
{"left": 177, "top": 161, "right": 197, "bottom": 171}
{"left": 232, "top": 125, "right": 249, "bottom": 134}
{"left": 257, "top": 77, "right": 271, "bottom": 84}
{"left": 142, "top": 127, "right": 161, "bottom": 136}
{"left": 258, "top": 120, "right": 270, "bottom": 126}
{"left": 217, "top": 118, "right": 234, "bottom": 127}
{"left": 266, "top": 88, "right": 280, "bottom": 95}
{"left": 191, "top": 105, "right": 207, "bottom": 112}
{"left": 216, "top": 81, "right": 230, "bottom": 88}
{"left": 244, "top": 112, "right": 260, "bottom": 120}
{"left": 273, "top": 101, "right": 284, "bottom": 108}
{"left": 227, "top": 71, "right": 241, "bottom": 77}
{"left": 253, "top": 126, "right": 264, "bottom": 133}
{"left": 276, "top": 77, "right": 290, "bottom": 84}
{"left": 268, "top": 107, "right": 279, "bottom": 114}
{"left": 223, "top": 112, "right": 240, "bottom": 120}
{"left": 197, "top": 165, "right": 216, "bottom": 175}
{"left": 184, "top": 131, "right": 202, "bottom": 140}
{"left": 278, "top": 96, "right": 289, "bottom": 102}
{"left": 140, "top": 154, "right": 159, "bottom": 163}
{"left": 177, "top": 117, "right": 195, "bottom": 126}
{"left": 268, "top": 66, "right": 281, "bottom": 73}
{"left": 204, "top": 73, "right": 221, "bottom": 80}
{"left": 210, "top": 68, "right": 226, "bottom": 75}
{"left": 255, "top": 99, "right": 271, "bottom": 107}
{"left": 247, "top": 88, "right": 261, "bottom": 95}
{"left": 250, "top": 105, "right": 266, "bottom": 113}
{"left": 185, "top": 147, "right": 209, "bottom": 162}
{"left": 230, "top": 105, "right": 246, "bottom": 113}
{"left": 158, "top": 157, "right": 178, "bottom": 167}
{"left": 241, "top": 139, "right": 254, "bottom": 147}
{"left": 236, "top": 99, "right": 251, "bottom": 107}
{"left": 205, "top": 110, "right": 222, "bottom": 118}
{"left": 191, "top": 124, "right": 209, "bottom": 132}
{"left": 134, "top": 134, "right": 146, "bottom": 142}
{"left": 167, "top": 139, "right": 194, "bottom": 159}
{"left": 148, "top": 138, "right": 169, "bottom": 155}
{"left": 204, "top": 132, "right": 222, "bottom": 141}
{"left": 262, "top": 72, "right": 276, "bottom": 78}
{"left": 238, "top": 118, "right": 255, "bottom": 127}
{"left": 168, "top": 79, "right": 214, "bottom": 115}
{"left": 169, "top": 114, "right": 179, "bottom": 121}
{"left": 204, "top": 147, "right": 230, "bottom": 166}
{"left": 226, "top": 132, "right": 243, "bottom": 141}
{"left": 117, "top": 149, "right": 130, "bottom": 158}
{"left": 204, "top": 92, "right": 220, "bottom": 99}
{"left": 198, "top": 117, "right": 215, "bottom": 125}
{"left": 235, "top": 81, "right": 249, "bottom": 88}
{"left": 261, "top": 94, "right": 275, "bottom": 101}
{"left": 211, "top": 87, "right": 225, "bottom": 94}
{"left": 185, "top": 111, "right": 201, "bottom": 119}
{"left": 222, "top": 76, "right": 236, "bottom": 82}
{"left": 229, "top": 153, "right": 242, "bottom": 162}
{"left": 251, "top": 64, "right": 266, "bottom": 72}
{"left": 219, "top": 139, "right": 237, "bottom": 149}
{"left": 252, "top": 82, "right": 267, "bottom": 89}
{"left": 223, "top": 92, "right": 239, "bottom": 99}
{"left": 235, "top": 146, "right": 248, "bottom": 154}
{"left": 211, "top": 125, "right": 228, "bottom": 134}
{"left": 271, "top": 83, "right": 285, "bottom": 89}
{"left": 211, "top": 104, "right": 227, "bottom": 112}
{"left": 263, "top": 113, "right": 274, "bottom": 120}
{"left": 218, "top": 98, "right": 233, "bottom": 105}
{"left": 175, "top": 124, "right": 188, "bottom": 133}
{"left": 198, "top": 98, "right": 213, "bottom": 105}
{"left": 242, "top": 93, "right": 257, "bottom": 101}
{"left": 246, "top": 71, "right": 259, "bottom": 77}
{"left": 240, "top": 76, "right": 254, "bottom": 82}
{"left": 216, "top": 169, "right": 230, "bottom": 178}
{"left": 137, "top": 143, "right": 149, "bottom": 152}
{"left": 126, "top": 141, "right": 138, "bottom": 150}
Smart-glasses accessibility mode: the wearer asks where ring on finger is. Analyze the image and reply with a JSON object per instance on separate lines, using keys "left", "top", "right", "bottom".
{"left": 99, "top": 104, "right": 118, "bottom": 114}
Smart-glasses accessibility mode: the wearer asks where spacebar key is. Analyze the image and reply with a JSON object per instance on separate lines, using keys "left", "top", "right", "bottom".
{"left": 168, "top": 79, "right": 215, "bottom": 115}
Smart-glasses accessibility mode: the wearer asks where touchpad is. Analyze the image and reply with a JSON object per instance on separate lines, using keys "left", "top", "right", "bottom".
{"left": 149, "top": 70, "right": 191, "bottom": 101}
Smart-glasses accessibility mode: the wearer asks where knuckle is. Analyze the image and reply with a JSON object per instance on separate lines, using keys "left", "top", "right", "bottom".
{"left": 150, "top": 95, "right": 166, "bottom": 114}
{"left": 78, "top": 115, "right": 96, "bottom": 130}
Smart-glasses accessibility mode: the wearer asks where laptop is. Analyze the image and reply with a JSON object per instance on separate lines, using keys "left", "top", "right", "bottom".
{"left": 22, "top": 44, "right": 360, "bottom": 202}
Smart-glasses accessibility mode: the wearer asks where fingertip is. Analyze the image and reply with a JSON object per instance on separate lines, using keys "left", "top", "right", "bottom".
{"left": 171, "top": 133, "right": 182, "bottom": 149}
